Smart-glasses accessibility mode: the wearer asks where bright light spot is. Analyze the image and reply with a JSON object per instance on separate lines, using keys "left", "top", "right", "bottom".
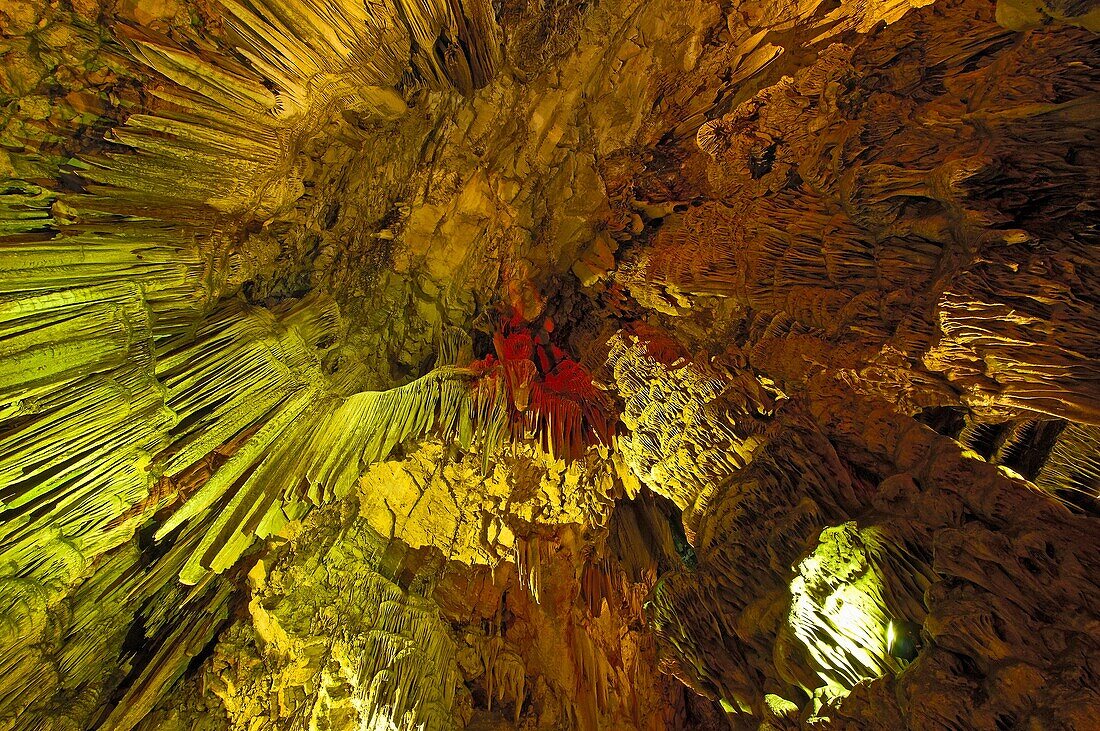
{"left": 832, "top": 598, "right": 868, "bottom": 635}
{"left": 787, "top": 523, "right": 902, "bottom": 696}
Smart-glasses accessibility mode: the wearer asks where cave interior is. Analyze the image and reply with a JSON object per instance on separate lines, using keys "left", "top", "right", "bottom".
{"left": 0, "top": 0, "right": 1098, "bottom": 729}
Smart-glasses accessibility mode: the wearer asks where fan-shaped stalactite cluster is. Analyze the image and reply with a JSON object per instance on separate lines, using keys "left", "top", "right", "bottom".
{"left": 1, "top": 0, "right": 1098, "bottom": 729}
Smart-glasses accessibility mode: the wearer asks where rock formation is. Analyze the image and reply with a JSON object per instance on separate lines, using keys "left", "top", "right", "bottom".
{"left": 0, "top": 0, "right": 1097, "bottom": 728}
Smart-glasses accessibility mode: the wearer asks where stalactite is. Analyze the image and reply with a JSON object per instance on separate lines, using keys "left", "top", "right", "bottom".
{"left": 0, "top": 173, "right": 212, "bottom": 673}
{"left": 153, "top": 304, "right": 490, "bottom": 582}
{"left": 478, "top": 635, "right": 527, "bottom": 724}
{"left": 1, "top": 515, "right": 236, "bottom": 731}
{"left": 393, "top": 0, "right": 502, "bottom": 93}
{"left": 800, "top": 379, "right": 1100, "bottom": 729}
{"left": 513, "top": 534, "right": 548, "bottom": 604}
{"left": 156, "top": 512, "right": 467, "bottom": 731}
{"left": 605, "top": 329, "right": 778, "bottom": 523}
{"left": 630, "top": 0, "right": 1098, "bottom": 429}
{"left": 1034, "top": 423, "right": 1100, "bottom": 510}
{"left": 2, "top": 0, "right": 1097, "bottom": 728}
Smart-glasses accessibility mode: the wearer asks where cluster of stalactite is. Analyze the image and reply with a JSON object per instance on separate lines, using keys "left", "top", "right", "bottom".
{"left": 626, "top": 0, "right": 1099, "bottom": 427}
{"left": 0, "top": 2, "right": 501, "bottom": 726}
{"left": 1, "top": 0, "right": 1097, "bottom": 728}
{"left": 160, "top": 513, "right": 464, "bottom": 731}
{"left": 616, "top": 322, "right": 1098, "bottom": 727}
{"left": 596, "top": 0, "right": 1098, "bottom": 725}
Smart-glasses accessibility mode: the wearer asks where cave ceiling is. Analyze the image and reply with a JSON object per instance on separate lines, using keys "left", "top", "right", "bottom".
{"left": 1, "top": 0, "right": 1098, "bottom": 729}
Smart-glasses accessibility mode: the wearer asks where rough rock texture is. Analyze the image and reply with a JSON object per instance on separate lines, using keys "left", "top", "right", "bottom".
{"left": 1, "top": 0, "right": 1097, "bottom": 729}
